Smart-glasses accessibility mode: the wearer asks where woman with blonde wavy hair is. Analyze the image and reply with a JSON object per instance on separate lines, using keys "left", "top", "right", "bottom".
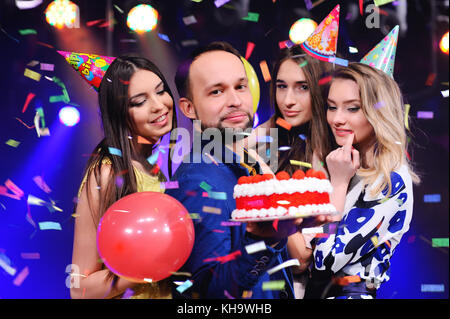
{"left": 304, "top": 62, "right": 420, "bottom": 299}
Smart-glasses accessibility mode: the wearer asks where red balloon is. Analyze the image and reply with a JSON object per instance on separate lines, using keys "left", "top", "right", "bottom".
{"left": 97, "top": 192, "right": 195, "bottom": 283}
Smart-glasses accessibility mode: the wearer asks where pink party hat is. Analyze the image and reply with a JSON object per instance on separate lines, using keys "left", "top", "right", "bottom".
{"left": 300, "top": 5, "right": 340, "bottom": 61}
{"left": 360, "top": 25, "right": 399, "bottom": 77}
{"left": 57, "top": 51, "right": 116, "bottom": 91}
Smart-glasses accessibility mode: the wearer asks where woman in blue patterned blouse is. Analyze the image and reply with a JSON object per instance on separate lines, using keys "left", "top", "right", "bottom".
{"left": 304, "top": 63, "right": 420, "bottom": 299}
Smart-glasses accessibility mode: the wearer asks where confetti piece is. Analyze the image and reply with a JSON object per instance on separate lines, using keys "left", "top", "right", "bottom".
{"left": 49, "top": 95, "right": 69, "bottom": 103}
{"left": 86, "top": 19, "right": 104, "bottom": 27}
{"left": 432, "top": 238, "right": 449, "bottom": 247}
{"left": 147, "top": 151, "right": 159, "bottom": 165}
{"left": 0, "top": 253, "right": 16, "bottom": 276}
{"left": 189, "top": 213, "right": 201, "bottom": 220}
{"left": 304, "top": 0, "right": 313, "bottom": 10}
{"left": 214, "top": 0, "right": 230, "bottom": 8}
{"left": 374, "top": 0, "right": 396, "bottom": 6}
{"left": 15, "top": 0, "right": 43, "bottom": 9}
{"left": 171, "top": 271, "right": 192, "bottom": 277}
{"left": 299, "top": 61, "right": 308, "bottom": 68}
{"left": 371, "top": 236, "right": 379, "bottom": 247}
{"left": 318, "top": 75, "right": 332, "bottom": 86}
{"left": 160, "top": 181, "right": 179, "bottom": 189}
{"left": 202, "top": 206, "right": 221, "bottom": 214}
{"left": 290, "top": 160, "right": 312, "bottom": 168}
{"left": 259, "top": 60, "right": 271, "bottom": 82}
{"left": 32, "top": 176, "right": 51, "bottom": 193}
{"left": 121, "top": 288, "right": 134, "bottom": 299}
{"left": 13, "top": 266, "right": 29, "bottom": 286}
{"left": 328, "top": 57, "right": 349, "bottom": 67}
{"left": 224, "top": 290, "right": 235, "bottom": 299}
{"left": 404, "top": 104, "right": 411, "bottom": 130}
{"left": 267, "top": 259, "right": 300, "bottom": 275}
{"left": 334, "top": 275, "right": 361, "bottom": 286}
{"left": 182, "top": 15, "right": 197, "bottom": 25}
{"left": 38, "top": 221, "right": 62, "bottom": 231}
{"left": 0, "top": 25, "right": 19, "bottom": 43}
{"left": 21, "top": 252, "right": 40, "bottom": 260}
{"left": 245, "top": 42, "right": 255, "bottom": 60}
{"left": 374, "top": 101, "right": 385, "bottom": 109}
{"left": 204, "top": 152, "right": 219, "bottom": 166}
{"left": 302, "top": 226, "right": 324, "bottom": 234}
{"left": 113, "top": 4, "right": 123, "bottom": 13}
{"left": 276, "top": 117, "right": 292, "bottom": 131}
{"left": 425, "top": 73, "right": 436, "bottom": 86}
{"left": 221, "top": 221, "right": 241, "bottom": 226}
{"left": 40, "top": 63, "right": 54, "bottom": 71}
{"left": 245, "top": 241, "right": 266, "bottom": 254}
{"left": 278, "top": 146, "right": 291, "bottom": 151}
{"left": 203, "top": 250, "right": 242, "bottom": 264}
{"left": 242, "top": 290, "right": 253, "bottom": 298}
{"left": 311, "top": 0, "right": 326, "bottom": 9}
{"left": 272, "top": 219, "right": 279, "bottom": 231}
{"left": 36, "top": 41, "right": 53, "bottom": 48}
{"left": 19, "top": 29, "right": 37, "bottom": 35}
{"left": 256, "top": 135, "right": 273, "bottom": 143}
{"left": 349, "top": 46, "right": 359, "bottom": 53}
{"left": 262, "top": 280, "right": 285, "bottom": 291}
{"left": 158, "top": 33, "right": 170, "bottom": 42}
{"left": 108, "top": 147, "right": 122, "bottom": 157}
{"left": 5, "top": 179, "right": 24, "bottom": 198}
{"left": 421, "top": 284, "right": 445, "bottom": 292}
{"left": 441, "top": 89, "right": 449, "bottom": 98}
{"left": 417, "top": 111, "right": 433, "bottom": 119}
{"left": 5, "top": 139, "right": 20, "bottom": 148}
{"left": 199, "top": 181, "right": 212, "bottom": 192}
{"left": 24, "top": 68, "right": 41, "bottom": 81}
{"left": 22, "top": 92, "right": 35, "bottom": 114}
{"left": 176, "top": 280, "right": 193, "bottom": 293}
{"left": 423, "top": 194, "right": 441, "bottom": 203}
{"left": 181, "top": 39, "right": 199, "bottom": 47}
{"left": 359, "top": 0, "right": 364, "bottom": 14}
{"left": 207, "top": 191, "right": 227, "bottom": 200}
{"left": 242, "top": 12, "right": 260, "bottom": 22}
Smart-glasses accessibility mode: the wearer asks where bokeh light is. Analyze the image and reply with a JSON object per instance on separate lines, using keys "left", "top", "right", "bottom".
{"left": 58, "top": 106, "right": 80, "bottom": 127}
{"left": 440, "top": 31, "right": 449, "bottom": 54}
{"left": 127, "top": 4, "right": 159, "bottom": 34}
{"left": 44, "top": 0, "right": 78, "bottom": 29}
{"left": 289, "top": 18, "right": 317, "bottom": 44}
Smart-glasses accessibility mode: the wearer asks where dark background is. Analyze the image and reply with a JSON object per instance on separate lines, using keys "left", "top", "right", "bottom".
{"left": 0, "top": 0, "right": 448, "bottom": 299}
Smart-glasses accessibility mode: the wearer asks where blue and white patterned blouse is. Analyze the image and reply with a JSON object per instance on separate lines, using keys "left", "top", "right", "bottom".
{"left": 312, "top": 165, "right": 413, "bottom": 298}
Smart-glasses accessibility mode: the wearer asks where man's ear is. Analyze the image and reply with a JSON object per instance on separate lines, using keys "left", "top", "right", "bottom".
{"left": 179, "top": 97, "right": 197, "bottom": 120}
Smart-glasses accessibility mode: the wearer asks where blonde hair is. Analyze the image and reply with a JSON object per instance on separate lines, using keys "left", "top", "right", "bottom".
{"left": 332, "top": 63, "right": 420, "bottom": 197}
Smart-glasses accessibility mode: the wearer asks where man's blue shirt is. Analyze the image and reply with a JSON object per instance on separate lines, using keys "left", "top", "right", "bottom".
{"left": 166, "top": 140, "right": 295, "bottom": 299}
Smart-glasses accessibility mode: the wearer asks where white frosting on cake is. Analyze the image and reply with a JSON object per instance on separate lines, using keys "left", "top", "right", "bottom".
{"left": 231, "top": 203, "right": 336, "bottom": 220}
{"left": 233, "top": 177, "right": 333, "bottom": 199}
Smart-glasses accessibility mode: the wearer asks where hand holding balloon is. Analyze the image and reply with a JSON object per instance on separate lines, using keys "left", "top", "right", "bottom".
{"left": 97, "top": 192, "right": 195, "bottom": 283}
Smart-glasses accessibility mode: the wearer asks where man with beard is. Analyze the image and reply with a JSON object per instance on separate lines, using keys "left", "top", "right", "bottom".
{"left": 166, "top": 42, "right": 303, "bottom": 299}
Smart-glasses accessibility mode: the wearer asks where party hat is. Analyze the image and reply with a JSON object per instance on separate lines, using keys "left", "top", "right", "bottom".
{"left": 360, "top": 25, "right": 399, "bottom": 77}
{"left": 57, "top": 51, "right": 116, "bottom": 91}
{"left": 300, "top": 4, "right": 340, "bottom": 61}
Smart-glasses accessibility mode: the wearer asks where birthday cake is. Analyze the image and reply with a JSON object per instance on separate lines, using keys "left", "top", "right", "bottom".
{"left": 231, "top": 169, "right": 336, "bottom": 221}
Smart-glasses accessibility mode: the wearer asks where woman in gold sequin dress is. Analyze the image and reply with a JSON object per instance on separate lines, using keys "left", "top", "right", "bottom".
{"left": 71, "top": 57, "right": 177, "bottom": 299}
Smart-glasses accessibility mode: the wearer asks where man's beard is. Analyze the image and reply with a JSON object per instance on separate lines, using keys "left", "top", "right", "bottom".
{"left": 197, "top": 111, "right": 254, "bottom": 144}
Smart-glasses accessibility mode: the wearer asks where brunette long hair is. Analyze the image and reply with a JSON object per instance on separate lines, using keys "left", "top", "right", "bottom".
{"left": 269, "top": 45, "right": 332, "bottom": 175}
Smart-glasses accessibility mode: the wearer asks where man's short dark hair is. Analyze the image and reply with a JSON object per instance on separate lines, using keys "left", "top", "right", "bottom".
{"left": 174, "top": 41, "right": 242, "bottom": 99}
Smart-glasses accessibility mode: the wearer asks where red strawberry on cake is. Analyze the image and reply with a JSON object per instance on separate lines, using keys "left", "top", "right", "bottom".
{"left": 231, "top": 169, "right": 336, "bottom": 221}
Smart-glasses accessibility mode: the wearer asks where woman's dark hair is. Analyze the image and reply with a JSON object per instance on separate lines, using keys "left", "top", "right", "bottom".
{"left": 269, "top": 45, "right": 332, "bottom": 175}
{"left": 77, "top": 56, "right": 177, "bottom": 283}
